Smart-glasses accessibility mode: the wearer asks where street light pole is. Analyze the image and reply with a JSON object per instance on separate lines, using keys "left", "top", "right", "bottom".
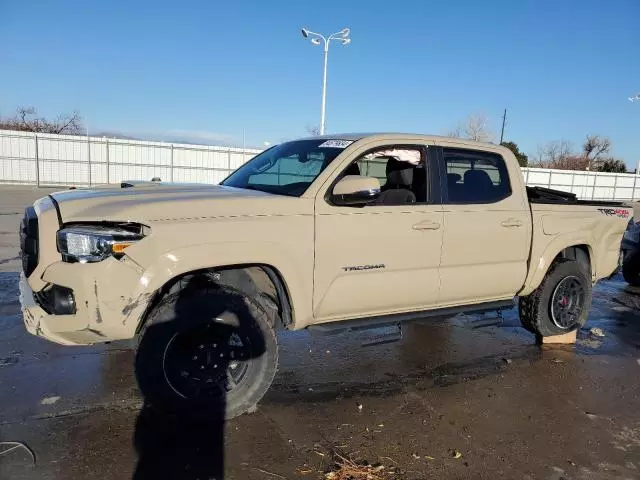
{"left": 301, "top": 27, "right": 351, "bottom": 135}
{"left": 320, "top": 41, "right": 329, "bottom": 135}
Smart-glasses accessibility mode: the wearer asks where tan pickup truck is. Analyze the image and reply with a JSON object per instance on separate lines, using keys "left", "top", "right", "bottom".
{"left": 19, "top": 133, "right": 630, "bottom": 417}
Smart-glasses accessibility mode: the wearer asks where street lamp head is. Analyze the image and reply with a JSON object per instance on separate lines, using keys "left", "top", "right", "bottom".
{"left": 311, "top": 38, "right": 321, "bottom": 45}
{"left": 301, "top": 28, "right": 309, "bottom": 38}
{"left": 340, "top": 28, "right": 350, "bottom": 38}
{"left": 341, "top": 38, "right": 351, "bottom": 45}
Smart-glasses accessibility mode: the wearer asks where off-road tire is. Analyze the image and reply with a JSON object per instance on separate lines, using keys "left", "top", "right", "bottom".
{"left": 519, "top": 259, "right": 592, "bottom": 337}
{"left": 622, "top": 250, "right": 640, "bottom": 286}
{"left": 135, "top": 284, "right": 279, "bottom": 420}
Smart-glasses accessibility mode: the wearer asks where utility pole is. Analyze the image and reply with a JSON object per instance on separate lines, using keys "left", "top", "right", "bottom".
{"left": 499, "top": 109, "right": 507, "bottom": 144}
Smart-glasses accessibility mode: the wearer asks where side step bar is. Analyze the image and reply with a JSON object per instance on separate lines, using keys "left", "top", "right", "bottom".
{"left": 308, "top": 299, "right": 515, "bottom": 335}
{"left": 361, "top": 324, "right": 403, "bottom": 347}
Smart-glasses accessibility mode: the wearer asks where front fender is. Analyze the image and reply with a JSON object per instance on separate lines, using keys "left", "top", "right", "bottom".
{"left": 120, "top": 242, "right": 314, "bottom": 336}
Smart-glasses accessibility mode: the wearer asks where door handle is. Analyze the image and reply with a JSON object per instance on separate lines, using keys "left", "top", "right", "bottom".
{"left": 412, "top": 221, "right": 441, "bottom": 231}
{"left": 501, "top": 218, "right": 523, "bottom": 228}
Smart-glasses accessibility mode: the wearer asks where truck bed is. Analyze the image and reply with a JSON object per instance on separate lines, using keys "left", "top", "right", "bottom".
{"left": 525, "top": 189, "right": 632, "bottom": 293}
{"left": 526, "top": 186, "right": 628, "bottom": 207}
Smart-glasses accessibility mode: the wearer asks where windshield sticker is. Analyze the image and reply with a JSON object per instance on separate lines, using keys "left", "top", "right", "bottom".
{"left": 318, "top": 139, "right": 354, "bottom": 149}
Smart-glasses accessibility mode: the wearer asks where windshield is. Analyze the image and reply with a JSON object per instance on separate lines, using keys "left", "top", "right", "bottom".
{"left": 221, "top": 139, "right": 350, "bottom": 196}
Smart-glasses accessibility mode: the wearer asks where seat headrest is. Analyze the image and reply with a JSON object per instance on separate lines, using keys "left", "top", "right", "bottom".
{"left": 447, "top": 173, "right": 462, "bottom": 185}
{"left": 386, "top": 158, "right": 414, "bottom": 186}
{"left": 464, "top": 169, "right": 493, "bottom": 189}
{"left": 344, "top": 163, "right": 360, "bottom": 176}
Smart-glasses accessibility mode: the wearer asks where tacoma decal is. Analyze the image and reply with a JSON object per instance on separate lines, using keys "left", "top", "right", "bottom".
{"left": 597, "top": 208, "right": 630, "bottom": 218}
{"left": 342, "top": 264, "right": 385, "bottom": 272}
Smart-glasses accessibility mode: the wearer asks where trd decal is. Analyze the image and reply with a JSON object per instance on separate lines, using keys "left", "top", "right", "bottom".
{"left": 597, "top": 208, "right": 630, "bottom": 218}
{"left": 342, "top": 264, "right": 385, "bottom": 272}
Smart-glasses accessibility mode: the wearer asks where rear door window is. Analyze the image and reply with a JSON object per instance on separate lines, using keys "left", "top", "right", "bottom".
{"left": 442, "top": 148, "right": 511, "bottom": 204}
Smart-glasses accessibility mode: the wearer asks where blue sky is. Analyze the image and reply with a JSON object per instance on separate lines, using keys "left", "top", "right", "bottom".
{"left": 1, "top": 0, "right": 639, "bottom": 165}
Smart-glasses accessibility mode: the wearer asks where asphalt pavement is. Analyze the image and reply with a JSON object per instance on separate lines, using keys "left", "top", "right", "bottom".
{"left": 2, "top": 186, "right": 640, "bottom": 479}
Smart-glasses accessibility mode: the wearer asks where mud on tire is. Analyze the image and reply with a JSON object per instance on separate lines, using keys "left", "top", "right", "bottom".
{"left": 135, "top": 283, "right": 279, "bottom": 420}
{"left": 519, "top": 259, "right": 592, "bottom": 337}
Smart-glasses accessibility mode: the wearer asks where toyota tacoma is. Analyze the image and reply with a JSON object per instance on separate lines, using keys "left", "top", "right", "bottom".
{"left": 19, "top": 133, "right": 631, "bottom": 418}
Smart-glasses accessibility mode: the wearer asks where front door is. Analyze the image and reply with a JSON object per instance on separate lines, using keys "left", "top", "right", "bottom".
{"left": 313, "top": 144, "right": 443, "bottom": 322}
{"left": 437, "top": 145, "right": 531, "bottom": 305}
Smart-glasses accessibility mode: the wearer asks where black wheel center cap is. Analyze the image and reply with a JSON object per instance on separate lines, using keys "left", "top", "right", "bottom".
{"left": 163, "top": 322, "right": 251, "bottom": 399}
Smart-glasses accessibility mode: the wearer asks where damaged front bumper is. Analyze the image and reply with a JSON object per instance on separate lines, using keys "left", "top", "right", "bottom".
{"left": 19, "top": 272, "right": 82, "bottom": 345}
{"left": 19, "top": 257, "right": 152, "bottom": 346}
{"left": 18, "top": 195, "right": 155, "bottom": 346}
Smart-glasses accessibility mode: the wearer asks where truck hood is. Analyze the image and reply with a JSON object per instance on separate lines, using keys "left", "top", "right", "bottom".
{"left": 49, "top": 184, "right": 308, "bottom": 223}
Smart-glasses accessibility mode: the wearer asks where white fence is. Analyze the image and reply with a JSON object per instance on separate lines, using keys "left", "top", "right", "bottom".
{"left": 521, "top": 167, "right": 640, "bottom": 201}
{"left": 0, "top": 129, "right": 262, "bottom": 187}
{"left": 1, "top": 129, "right": 639, "bottom": 201}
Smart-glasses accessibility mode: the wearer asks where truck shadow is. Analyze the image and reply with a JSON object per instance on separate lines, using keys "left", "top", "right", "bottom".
{"left": 132, "top": 404, "right": 227, "bottom": 480}
{"left": 132, "top": 282, "right": 267, "bottom": 480}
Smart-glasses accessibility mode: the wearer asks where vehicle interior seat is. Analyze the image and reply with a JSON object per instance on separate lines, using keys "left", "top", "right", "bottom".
{"left": 412, "top": 166, "right": 427, "bottom": 202}
{"left": 463, "top": 169, "right": 494, "bottom": 201}
{"left": 376, "top": 158, "right": 416, "bottom": 205}
{"left": 447, "top": 173, "right": 462, "bottom": 201}
{"left": 344, "top": 163, "right": 360, "bottom": 176}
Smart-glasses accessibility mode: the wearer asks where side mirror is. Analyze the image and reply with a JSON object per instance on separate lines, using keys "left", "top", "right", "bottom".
{"left": 331, "top": 175, "right": 380, "bottom": 206}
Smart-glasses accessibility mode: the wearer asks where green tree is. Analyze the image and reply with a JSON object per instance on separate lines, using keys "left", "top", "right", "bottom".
{"left": 597, "top": 158, "right": 627, "bottom": 173}
{"left": 501, "top": 141, "right": 528, "bottom": 167}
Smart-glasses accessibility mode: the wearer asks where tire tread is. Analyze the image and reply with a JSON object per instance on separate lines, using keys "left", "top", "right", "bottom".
{"left": 136, "top": 283, "right": 279, "bottom": 419}
{"left": 519, "top": 259, "right": 592, "bottom": 337}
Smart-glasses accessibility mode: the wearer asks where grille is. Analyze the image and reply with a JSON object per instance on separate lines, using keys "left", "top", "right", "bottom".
{"left": 20, "top": 207, "right": 39, "bottom": 277}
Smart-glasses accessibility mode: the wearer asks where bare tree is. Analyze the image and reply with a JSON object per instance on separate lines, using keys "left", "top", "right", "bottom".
{"left": 550, "top": 155, "right": 589, "bottom": 171}
{"left": 0, "top": 106, "right": 83, "bottom": 134}
{"left": 464, "top": 114, "right": 493, "bottom": 142}
{"left": 582, "top": 134, "right": 611, "bottom": 170}
{"left": 447, "top": 114, "right": 493, "bottom": 142}
{"left": 531, "top": 144, "right": 547, "bottom": 167}
{"left": 531, "top": 140, "right": 580, "bottom": 169}
{"left": 445, "top": 126, "right": 461, "bottom": 138}
{"left": 544, "top": 140, "right": 573, "bottom": 164}
{"left": 531, "top": 135, "right": 622, "bottom": 171}
{"left": 305, "top": 124, "right": 321, "bottom": 136}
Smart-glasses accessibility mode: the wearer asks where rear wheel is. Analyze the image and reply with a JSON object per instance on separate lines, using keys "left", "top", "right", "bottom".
{"left": 519, "top": 259, "right": 592, "bottom": 337}
{"left": 135, "top": 284, "right": 279, "bottom": 419}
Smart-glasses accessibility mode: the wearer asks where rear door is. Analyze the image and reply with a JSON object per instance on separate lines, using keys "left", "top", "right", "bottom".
{"left": 313, "top": 143, "right": 444, "bottom": 322}
{"left": 436, "top": 145, "right": 531, "bottom": 304}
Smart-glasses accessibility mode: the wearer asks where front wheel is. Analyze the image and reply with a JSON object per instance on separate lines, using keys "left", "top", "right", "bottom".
{"left": 519, "top": 259, "right": 592, "bottom": 337}
{"left": 135, "top": 285, "right": 279, "bottom": 420}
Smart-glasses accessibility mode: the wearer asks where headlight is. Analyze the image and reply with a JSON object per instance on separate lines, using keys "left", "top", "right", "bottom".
{"left": 57, "top": 224, "right": 145, "bottom": 263}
